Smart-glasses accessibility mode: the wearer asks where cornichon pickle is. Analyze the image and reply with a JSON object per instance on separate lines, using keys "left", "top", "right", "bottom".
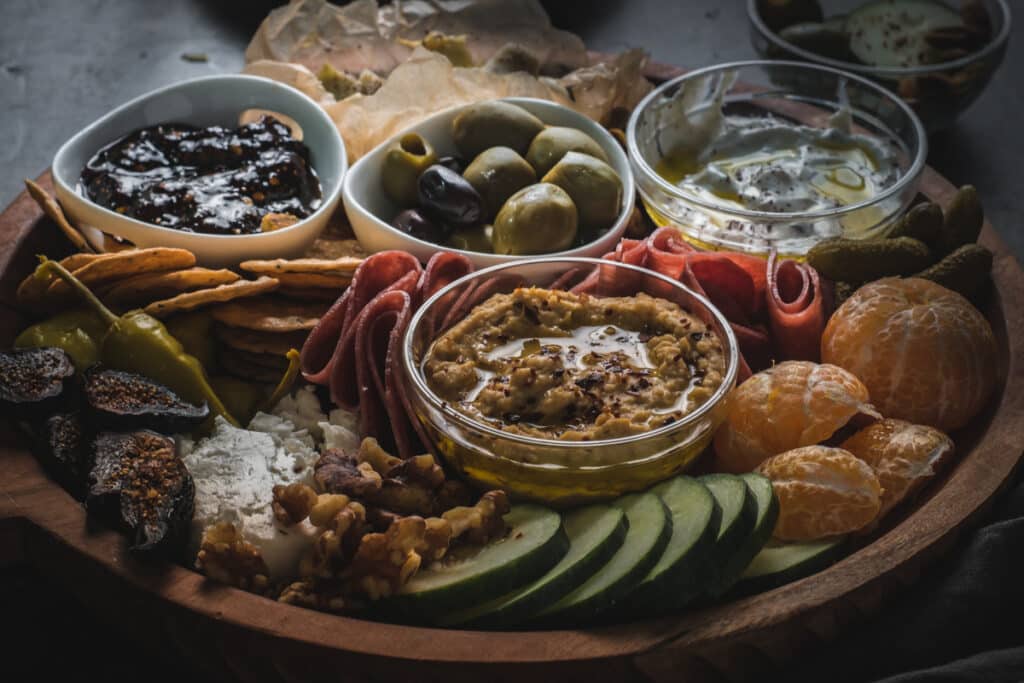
{"left": 806, "top": 236, "right": 933, "bottom": 282}
{"left": 916, "top": 243, "right": 993, "bottom": 301}
{"left": 888, "top": 202, "right": 943, "bottom": 247}
{"left": 937, "top": 185, "right": 984, "bottom": 256}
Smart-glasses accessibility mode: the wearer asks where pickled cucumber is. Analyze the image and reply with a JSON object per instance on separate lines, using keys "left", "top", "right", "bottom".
{"left": 937, "top": 185, "right": 984, "bottom": 256}
{"left": 916, "top": 243, "right": 993, "bottom": 301}
{"left": 807, "top": 236, "right": 932, "bottom": 282}
{"left": 888, "top": 202, "right": 943, "bottom": 248}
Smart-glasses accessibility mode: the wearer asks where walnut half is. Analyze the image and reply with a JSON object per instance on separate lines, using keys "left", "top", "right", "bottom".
{"left": 195, "top": 522, "right": 270, "bottom": 593}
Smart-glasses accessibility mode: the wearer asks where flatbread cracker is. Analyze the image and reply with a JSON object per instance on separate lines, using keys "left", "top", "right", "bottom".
{"left": 219, "top": 348, "right": 288, "bottom": 383}
{"left": 16, "top": 252, "right": 111, "bottom": 306}
{"left": 209, "top": 296, "right": 325, "bottom": 332}
{"left": 278, "top": 286, "right": 344, "bottom": 302}
{"left": 240, "top": 257, "right": 362, "bottom": 276}
{"left": 24, "top": 178, "right": 96, "bottom": 254}
{"left": 262, "top": 271, "right": 352, "bottom": 290}
{"left": 215, "top": 324, "right": 308, "bottom": 356}
{"left": 101, "top": 268, "right": 241, "bottom": 308}
{"left": 144, "top": 276, "right": 279, "bottom": 318}
{"left": 46, "top": 248, "right": 196, "bottom": 298}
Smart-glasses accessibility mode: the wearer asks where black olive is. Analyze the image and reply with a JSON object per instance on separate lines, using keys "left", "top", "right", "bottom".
{"left": 392, "top": 208, "right": 447, "bottom": 243}
{"left": 417, "top": 164, "right": 484, "bottom": 227}
{"left": 436, "top": 155, "right": 467, "bottom": 174}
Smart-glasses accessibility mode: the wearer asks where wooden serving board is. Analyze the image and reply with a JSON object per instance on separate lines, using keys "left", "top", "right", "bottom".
{"left": 2, "top": 106, "right": 1023, "bottom": 683}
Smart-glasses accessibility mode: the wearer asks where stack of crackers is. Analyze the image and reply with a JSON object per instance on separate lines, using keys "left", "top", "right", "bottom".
{"left": 16, "top": 248, "right": 362, "bottom": 383}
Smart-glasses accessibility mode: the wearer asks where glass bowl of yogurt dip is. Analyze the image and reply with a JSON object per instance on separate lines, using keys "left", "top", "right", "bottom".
{"left": 627, "top": 60, "right": 927, "bottom": 257}
{"left": 401, "top": 257, "right": 739, "bottom": 506}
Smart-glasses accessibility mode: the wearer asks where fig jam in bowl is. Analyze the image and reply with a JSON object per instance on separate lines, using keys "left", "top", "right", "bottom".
{"left": 51, "top": 74, "right": 346, "bottom": 267}
{"left": 627, "top": 60, "right": 927, "bottom": 257}
{"left": 401, "top": 257, "right": 739, "bottom": 506}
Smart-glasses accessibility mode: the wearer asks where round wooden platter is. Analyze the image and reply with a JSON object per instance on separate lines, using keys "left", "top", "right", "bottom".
{"left": 2, "top": 144, "right": 1023, "bottom": 683}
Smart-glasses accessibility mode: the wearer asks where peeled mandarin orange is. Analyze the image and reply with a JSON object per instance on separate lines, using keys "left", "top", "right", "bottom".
{"left": 712, "top": 360, "right": 881, "bottom": 474}
{"left": 840, "top": 418, "right": 954, "bottom": 520}
{"left": 757, "top": 445, "right": 882, "bottom": 541}
{"left": 821, "top": 277, "right": 997, "bottom": 432}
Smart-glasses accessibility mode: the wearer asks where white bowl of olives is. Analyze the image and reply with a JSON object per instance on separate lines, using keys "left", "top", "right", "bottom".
{"left": 342, "top": 97, "right": 635, "bottom": 266}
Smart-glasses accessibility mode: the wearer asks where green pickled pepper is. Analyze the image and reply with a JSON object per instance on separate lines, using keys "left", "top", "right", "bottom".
{"left": 35, "top": 257, "right": 239, "bottom": 426}
{"left": 164, "top": 310, "right": 218, "bottom": 372}
{"left": 14, "top": 308, "right": 107, "bottom": 369}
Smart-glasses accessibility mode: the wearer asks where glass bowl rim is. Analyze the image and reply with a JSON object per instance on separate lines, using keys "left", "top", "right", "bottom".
{"left": 625, "top": 59, "right": 928, "bottom": 223}
{"left": 746, "top": 0, "right": 1012, "bottom": 78}
{"left": 401, "top": 255, "right": 740, "bottom": 455}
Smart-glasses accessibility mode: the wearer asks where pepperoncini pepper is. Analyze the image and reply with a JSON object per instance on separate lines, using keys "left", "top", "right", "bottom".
{"left": 14, "top": 308, "right": 107, "bottom": 369}
{"left": 259, "top": 348, "right": 301, "bottom": 414}
{"left": 35, "top": 257, "right": 239, "bottom": 426}
{"left": 164, "top": 310, "right": 218, "bottom": 372}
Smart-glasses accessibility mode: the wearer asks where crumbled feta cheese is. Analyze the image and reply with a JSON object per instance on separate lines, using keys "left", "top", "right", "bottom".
{"left": 181, "top": 387, "right": 361, "bottom": 582}
{"left": 182, "top": 417, "right": 318, "bottom": 580}
{"left": 269, "top": 385, "right": 329, "bottom": 441}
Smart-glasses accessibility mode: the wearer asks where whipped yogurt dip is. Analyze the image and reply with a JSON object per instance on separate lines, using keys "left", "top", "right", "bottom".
{"left": 659, "top": 112, "right": 900, "bottom": 216}
{"left": 634, "top": 67, "right": 909, "bottom": 254}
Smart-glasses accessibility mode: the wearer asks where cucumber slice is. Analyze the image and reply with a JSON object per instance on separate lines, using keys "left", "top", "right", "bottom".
{"left": 440, "top": 504, "right": 628, "bottom": 628}
{"left": 846, "top": 0, "right": 961, "bottom": 68}
{"left": 735, "top": 536, "right": 847, "bottom": 595}
{"left": 699, "top": 474, "right": 758, "bottom": 597}
{"left": 709, "top": 473, "right": 780, "bottom": 597}
{"left": 383, "top": 504, "right": 567, "bottom": 617}
{"left": 534, "top": 492, "right": 671, "bottom": 625}
{"left": 625, "top": 477, "right": 719, "bottom": 613}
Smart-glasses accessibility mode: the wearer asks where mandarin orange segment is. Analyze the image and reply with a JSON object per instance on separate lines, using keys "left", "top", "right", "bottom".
{"left": 712, "top": 360, "right": 881, "bottom": 474}
{"left": 757, "top": 445, "right": 882, "bottom": 541}
{"left": 840, "top": 418, "right": 954, "bottom": 520}
{"left": 821, "top": 277, "right": 997, "bottom": 432}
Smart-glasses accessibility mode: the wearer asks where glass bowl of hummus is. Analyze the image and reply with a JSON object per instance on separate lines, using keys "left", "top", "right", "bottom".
{"left": 401, "top": 257, "right": 739, "bottom": 506}
{"left": 627, "top": 60, "right": 927, "bottom": 257}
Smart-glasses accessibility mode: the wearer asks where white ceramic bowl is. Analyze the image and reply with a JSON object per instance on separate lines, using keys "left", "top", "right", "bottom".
{"left": 342, "top": 97, "right": 635, "bottom": 267}
{"left": 52, "top": 74, "right": 347, "bottom": 268}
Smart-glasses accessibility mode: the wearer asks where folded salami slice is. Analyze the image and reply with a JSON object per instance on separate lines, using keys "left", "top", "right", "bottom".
{"left": 302, "top": 252, "right": 422, "bottom": 407}
{"left": 301, "top": 249, "right": 475, "bottom": 456}
{"left": 351, "top": 290, "right": 415, "bottom": 457}
{"left": 767, "top": 250, "right": 828, "bottom": 362}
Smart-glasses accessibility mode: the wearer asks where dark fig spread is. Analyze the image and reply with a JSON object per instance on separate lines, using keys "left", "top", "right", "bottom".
{"left": 79, "top": 115, "right": 321, "bottom": 235}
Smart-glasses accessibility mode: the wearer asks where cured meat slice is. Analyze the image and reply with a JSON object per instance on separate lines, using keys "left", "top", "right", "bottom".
{"left": 302, "top": 249, "right": 475, "bottom": 455}
{"left": 417, "top": 252, "right": 474, "bottom": 339}
{"left": 767, "top": 251, "right": 828, "bottom": 362}
{"left": 350, "top": 290, "right": 415, "bottom": 456}
{"left": 301, "top": 250, "right": 421, "bottom": 384}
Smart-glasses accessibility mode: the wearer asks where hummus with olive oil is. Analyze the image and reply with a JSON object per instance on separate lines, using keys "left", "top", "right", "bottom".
{"left": 423, "top": 287, "right": 726, "bottom": 442}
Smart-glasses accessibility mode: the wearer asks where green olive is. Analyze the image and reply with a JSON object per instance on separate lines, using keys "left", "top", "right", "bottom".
{"left": 381, "top": 133, "right": 437, "bottom": 206}
{"left": 525, "top": 126, "right": 608, "bottom": 177}
{"left": 448, "top": 224, "right": 494, "bottom": 253}
{"left": 463, "top": 146, "right": 537, "bottom": 221}
{"left": 542, "top": 151, "right": 623, "bottom": 238}
{"left": 492, "top": 183, "right": 577, "bottom": 256}
{"left": 451, "top": 101, "right": 545, "bottom": 160}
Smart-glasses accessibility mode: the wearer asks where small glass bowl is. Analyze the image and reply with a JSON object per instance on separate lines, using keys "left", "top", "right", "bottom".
{"left": 626, "top": 60, "right": 927, "bottom": 258}
{"left": 747, "top": 0, "right": 1012, "bottom": 132}
{"left": 401, "top": 258, "right": 739, "bottom": 506}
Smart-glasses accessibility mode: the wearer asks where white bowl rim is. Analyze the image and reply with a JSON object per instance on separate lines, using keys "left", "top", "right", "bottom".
{"left": 343, "top": 96, "right": 635, "bottom": 261}
{"left": 51, "top": 73, "right": 347, "bottom": 242}
{"left": 401, "top": 255, "right": 740, "bottom": 456}
{"left": 626, "top": 59, "right": 928, "bottom": 223}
